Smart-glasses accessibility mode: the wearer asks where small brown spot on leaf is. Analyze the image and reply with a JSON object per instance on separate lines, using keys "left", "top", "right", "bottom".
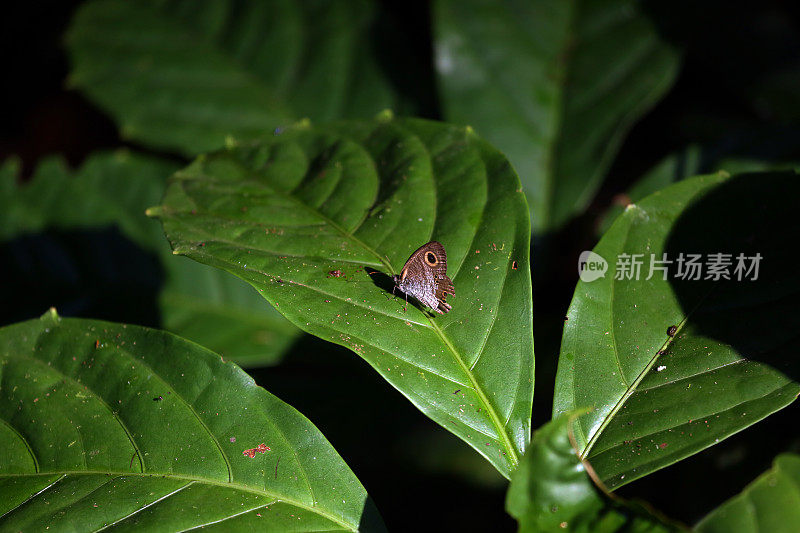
{"left": 243, "top": 444, "right": 270, "bottom": 458}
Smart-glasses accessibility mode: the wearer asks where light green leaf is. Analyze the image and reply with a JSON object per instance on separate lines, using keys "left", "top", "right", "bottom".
{"left": 0, "top": 311, "right": 383, "bottom": 531}
{"left": 152, "top": 116, "right": 534, "bottom": 477}
{"left": 507, "top": 412, "right": 681, "bottom": 532}
{"left": 0, "top": 151, "right": 301, "bottom": 366}
{"left": 65, "top": 0, "right": 398, "bottom": 155}
{"left": 696, "top": 454, "right": 800, "bottom": 533}
{"left": 554, "top": 171, "right": 800, "bottom": 488}
{"left": 433, "top": 0, "right": 680, "bottom": 231}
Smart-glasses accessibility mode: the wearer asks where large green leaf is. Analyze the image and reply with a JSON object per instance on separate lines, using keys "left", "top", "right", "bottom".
{"left": 151, "top": 116, "right": 534, "bottom": 477}
{"left": 696, "top": 454, "right": 800, "bottom": 532}
{"left": 506, "top": 412, "right": 680, "bottom": 532}
{"left": 433, "top": 0, "right": 680, "bottom": 232}
{"left": 553, "top": 171, "right": 800, "bottom": 488}
{"left": 0, "top": 152, "right": 301, "bottom": 366}
{"left": 65, "top": 0, "right": 399, "bottom": 155}
{"left": 0, "top": 311, "right": 382, "bottom": 531}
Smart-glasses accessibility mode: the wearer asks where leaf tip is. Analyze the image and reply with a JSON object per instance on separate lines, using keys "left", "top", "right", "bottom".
{"left": 41, "top": 307, "right": 61, "bottom": 323}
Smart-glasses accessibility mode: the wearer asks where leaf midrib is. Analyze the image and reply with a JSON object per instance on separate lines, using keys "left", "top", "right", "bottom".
{"left": 541, "top": 0, "right": 577, "bottom": 229}
{"left": 589, "top": 377, "right": 793, "bottom": 460}
{"left": 174, "top": 156, "right": 522, "bottom": 467}
{"left": 428, "top": 319, "right": 519, "bottom": 467}
{"left": 0, "top": 471, "right": 355, "bottom": 532}
{"left": 579, "top": 284, "right": 715, "bottom": 460}
{"left": 287, "top": 161, "right": 523, "bottom": 466}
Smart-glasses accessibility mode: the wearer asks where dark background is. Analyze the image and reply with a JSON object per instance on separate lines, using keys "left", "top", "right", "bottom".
{"left": 4, "top": 1, "right": 800, "bottom": 530}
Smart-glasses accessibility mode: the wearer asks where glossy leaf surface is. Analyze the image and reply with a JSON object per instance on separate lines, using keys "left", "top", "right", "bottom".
{"left": 506, "top": 413, "right": 679, "bottom": 532}
{"left": 696, "top": 454, "right": 800, "bottom": 533}
{"left": 554, "top": 171, "right": 800, "bottom": 488}
{"left": 0, "top": 311, "right": 382, "bottom": 531}
{"left": 153, "top": 116, "right": 534, "bottom": 477}
{"left": 66, "top": 0, "right": 398, "bottom": 155}
{"left": 0, "top": 153, "right": 301, "bottom": 366}
{"left": 433, "top": 0, "right": 680, "bottom": 231}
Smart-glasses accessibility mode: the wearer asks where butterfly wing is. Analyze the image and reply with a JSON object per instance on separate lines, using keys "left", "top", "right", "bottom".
{"left": 398, "top": 241, "right": 455, "bottom": 314}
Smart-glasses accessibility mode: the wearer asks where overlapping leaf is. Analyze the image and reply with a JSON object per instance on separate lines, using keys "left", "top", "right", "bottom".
{"left": 597, "top": 147, "right": 799, "bottom": 234}
{"left": 152, "top": 116, "right": 534, "bottom": 477}
{"left": 696, "top": 454, "right": 800, "bottom": 532}
{"left": 506, "top": 413, "right": 680, "bottom": 532}
{"left": 0, "top": 152, "right": 301, "bottom": 366}
{"left": 554, "top": 171, "right": 800, "bottom": 489}
{"left": 597, "top": 147, "right": 703, "bottom": 235}
{"left": 65, "top": 0, "right": 399, "bottom": 155}
{"left": 0, "top": 311, "right": 382, "bottom": 531}
{"left": 433, "top": 0, "right": 680, "bottom": 231}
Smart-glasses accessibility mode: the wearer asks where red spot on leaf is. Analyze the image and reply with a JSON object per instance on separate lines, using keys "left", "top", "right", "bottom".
{"left": 243, "top": 443, "right": 271, "bottom": 458}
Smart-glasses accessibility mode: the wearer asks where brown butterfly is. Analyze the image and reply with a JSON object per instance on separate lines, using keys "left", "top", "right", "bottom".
{"left": 392, "top": 241, "right": 455, "bottom": 314}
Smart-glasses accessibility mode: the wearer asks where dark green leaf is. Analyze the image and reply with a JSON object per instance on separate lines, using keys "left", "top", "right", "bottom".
{"left": 152, "top": 116, "right": 534, "bottom": 477}
{"left": 597, "top": 146, "right": 702, "bottom": 235}
{"left": 554, "top": 171, "right": 800, "bottom": 488}
{"left": 0, "top": 152, "right": 301, "bottom": 366}
{"left": 507, "top": 412, "right": 681, "bottom": 532}
{"left": 159, "top": 257, "right": 301, "bottom": 366}
{"left": 597, "top": 147, "right": 799, "bottom": 235}
{"left": 65, "top": 0, "right": 398, "bottom": 155}
{"left": 433, "top": 0, "right": 680, "bottom": 231}
{"left": 0, "top": 311, "right": 383, "bottom": 531}
{"left": 696, "top": 454, "right": 800, "bottom": 533}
